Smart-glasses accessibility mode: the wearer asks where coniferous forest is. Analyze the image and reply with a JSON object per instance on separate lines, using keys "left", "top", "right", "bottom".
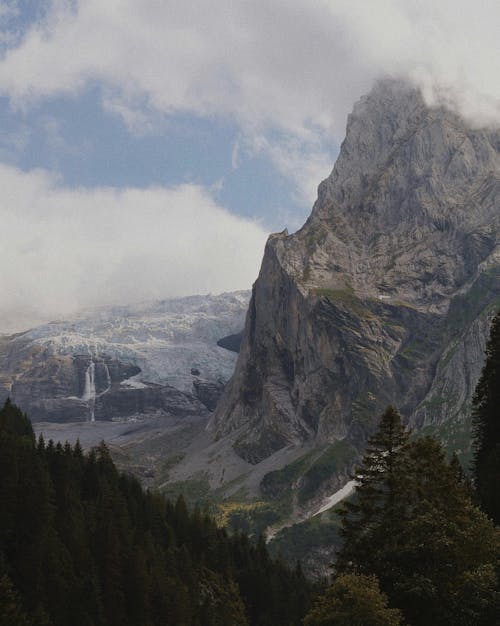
{"left": 1, "top": 310, "right": 499, "bottom": 625}
{"left": 0, "top": 399, "right": 312, "bottom": 625}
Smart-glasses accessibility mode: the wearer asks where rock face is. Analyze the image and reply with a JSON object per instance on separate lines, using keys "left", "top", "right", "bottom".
{"left": 0, "top": 292, "right": 249, "bottom": 422}
{"left": 210, "top": 79, "right": 500, "bottom": 464}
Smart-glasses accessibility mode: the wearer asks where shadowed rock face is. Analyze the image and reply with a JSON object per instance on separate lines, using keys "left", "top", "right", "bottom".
{"left": 210, "top": 79, "right": 500, "bottom": 464}
{"left": 0, "top": 340, "right": 209, "bottom": 423}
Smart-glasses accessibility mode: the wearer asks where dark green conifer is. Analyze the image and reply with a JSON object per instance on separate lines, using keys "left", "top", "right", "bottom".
{"left": 337, "top": 406, "right": 409, "bottom": 572}
{"left": 472, "top": 309, "right": 500, "bottom": 524}
{"left": 0, "top": 401, "right": 312, "bottom": 626}
{"left": 0, "top": 573, "right": 31, "bottom": 626}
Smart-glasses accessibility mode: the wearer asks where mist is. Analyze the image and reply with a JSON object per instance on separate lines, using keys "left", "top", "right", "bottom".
{"left": 0, "top": 165, "right": 266, "bottom": 333}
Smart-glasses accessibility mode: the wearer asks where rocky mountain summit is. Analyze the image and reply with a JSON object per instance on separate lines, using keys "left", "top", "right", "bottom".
{"left": 0, "top": 292, "right": 249, "bottom": 423}
{"left": 210, "top": 79, "right": 500, "bottom": 464}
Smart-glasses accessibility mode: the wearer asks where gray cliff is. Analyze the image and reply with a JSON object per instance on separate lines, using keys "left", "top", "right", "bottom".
{"left": 210, "top": 79, "right": 500, "bottom": 464}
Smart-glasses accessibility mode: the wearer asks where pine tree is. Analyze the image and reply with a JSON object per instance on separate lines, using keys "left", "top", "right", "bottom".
{"left": 337, "top": 406, "right": 409, "bottom": 572}
{"left": 472, "top": 309, "right": 500, "bottom": 524}
{"left": 0, "top": 399, "right": 34, "bottom": 441}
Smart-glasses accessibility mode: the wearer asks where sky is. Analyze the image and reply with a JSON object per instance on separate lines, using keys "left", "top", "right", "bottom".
{"left": 0, "top": 0, "right": 499, "bottom": 332}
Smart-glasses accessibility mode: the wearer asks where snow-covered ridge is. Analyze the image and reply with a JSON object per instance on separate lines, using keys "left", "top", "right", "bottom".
{"left": 23, "top": 291, "right": 250, "bottom": 392}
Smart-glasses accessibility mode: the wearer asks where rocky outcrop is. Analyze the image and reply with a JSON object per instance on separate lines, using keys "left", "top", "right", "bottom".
{"left": 210, "top": 79, "right": 500, "bottom": 464}
{"left": 192, "top": 378, "right": 225, "bottom": 412}
{"left": 216, "top": 331, "right": 244, "bottom": 353}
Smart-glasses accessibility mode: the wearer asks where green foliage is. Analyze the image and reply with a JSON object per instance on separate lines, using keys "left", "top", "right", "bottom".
{"left": 161, "top": 472, "right": 211, "bottom": 506}
{"left": 156, "top": 452, "right": 185, "bottom": 482}
{"left": 304, "top": 574, "right": 403, "bottom": 626}
{"left": 311, "top": 288, "right": 373, "bottom": 318}
{"left": 472, "top": 309, "right": 500, "bottom": 524}
{"left": 337, "top": 407, "right": 500, "bottom": 626}
{"left": 224, "top": 504, "right": 282, "bottom": 537}
{"left": 268, "top": 515, "right": 341, "bottom": 571}
{"left": 0, "top": 399, "right": 33, "bottom": 440}
{"left": 0, "top": 402, "right": 313, "bottom": 626}
{"left": 0, "top": 573, "right": 32, "bottom": 626}
{"left": 261, "top": 442, "right": 356, "bottom": 508}
{"left": 337, "top": 406, "right": 410, "bottom": 569}
{"left": 260, "top": 450, "right": 317, "bottom": 499}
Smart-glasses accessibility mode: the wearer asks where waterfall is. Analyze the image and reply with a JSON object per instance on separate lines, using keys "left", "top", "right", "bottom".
{"left": 82, "top": 360, "right": 97, "bottom": 422}
{"left": 102, "top": 363, "right": 111, "bottom": 395}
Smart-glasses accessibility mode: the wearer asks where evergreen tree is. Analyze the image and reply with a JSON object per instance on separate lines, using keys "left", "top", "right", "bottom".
{"left": 472, "top": 309, "right": 500, "bottom": 524}
{"left": 0, "top": 399, "right": 33, "bottom": 440}
{"left": 304, "top": 574, "right": 402, "bottom": 626}
{"left": 382, "top": 437, "right": 499, "bottom": 625}
{"left": 337, "top": 406, "right": 409, "bottom": 572}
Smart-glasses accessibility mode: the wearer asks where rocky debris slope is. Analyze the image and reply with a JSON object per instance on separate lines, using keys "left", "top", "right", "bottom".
{"left": 0, "top": 291, "right": 249, "bottom": 422}
{"left": 210, "top": 79, "right": 500, "bottom": 464}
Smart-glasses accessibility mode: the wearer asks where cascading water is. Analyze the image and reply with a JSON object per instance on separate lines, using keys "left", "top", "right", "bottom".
{"left": 82, "top": 360, "right": 97, "bottom": 422}
{"left": 101, "top": 363, "right": 111, "bottom": 396}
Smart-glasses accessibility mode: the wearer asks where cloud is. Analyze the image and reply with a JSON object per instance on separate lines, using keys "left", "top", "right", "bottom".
{"left": 0, "top": 1, "right": 19, "bottom": 23}
{"left": 0, "top": 1, "right": 498, "bottom": 133}
{"left": 0, "top": 164, "right": 267, "bottom": 332}
{"left": 245, "top": 133, "right": 335, "bottom": 207}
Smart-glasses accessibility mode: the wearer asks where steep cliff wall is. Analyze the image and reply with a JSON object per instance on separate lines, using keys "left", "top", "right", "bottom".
{"left": 210, "top": 79, "right": 500, "bottom": 464}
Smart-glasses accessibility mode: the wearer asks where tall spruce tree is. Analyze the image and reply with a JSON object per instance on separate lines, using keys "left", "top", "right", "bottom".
{"left": 337, "top": 406, "right": 409, "bottom": 572}
{"left": 472, "top": 309, "right": 500, "bottom": 524}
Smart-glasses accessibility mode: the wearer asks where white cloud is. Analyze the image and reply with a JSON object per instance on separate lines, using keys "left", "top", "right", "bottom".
{"left": 101, "top": 90, "right": 159, "bottom": 137}
{"left": 245, "top": 133, "right": 335, "bottom": 207}
{"left": 0, "top": 1, "right": 498, "bottom": 133}
{"left": 0, "top": 164, "right": 267, "bottom": 332}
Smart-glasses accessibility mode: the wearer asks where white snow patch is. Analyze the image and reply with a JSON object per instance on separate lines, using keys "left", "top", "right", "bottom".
{"left": 313, "top": 480, "right": 357, "bottom": 517}
{"left": 120, "top": 374, "right": 148, "bottom": 389}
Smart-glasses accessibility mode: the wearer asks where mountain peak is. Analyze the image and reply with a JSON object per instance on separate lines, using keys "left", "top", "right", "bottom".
{"left": 210, "top": 80, "right": 500, "bottom": 466}
{"left": 294, "top": 78, "right": 500, "bottom": 312}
